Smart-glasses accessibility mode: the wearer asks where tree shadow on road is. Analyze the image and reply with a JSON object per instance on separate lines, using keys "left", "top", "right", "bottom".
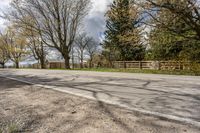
{"left": 0, "top": 77, "right": 29, "bottom": 91}
{"left": 2, "top": 72, "right": 200, "bottom": 123}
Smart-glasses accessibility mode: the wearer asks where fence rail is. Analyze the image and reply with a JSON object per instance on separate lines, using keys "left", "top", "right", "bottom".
{"left": 31, "top": 61, "right": 194, "bottom": 70}
{"left": 112, "top": 61, "right": 191, "bottom": 70}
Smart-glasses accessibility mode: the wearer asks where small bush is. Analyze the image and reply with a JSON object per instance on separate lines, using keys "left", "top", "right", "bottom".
{"left": 190, "top": 62, "right": 200, "bottom": 76}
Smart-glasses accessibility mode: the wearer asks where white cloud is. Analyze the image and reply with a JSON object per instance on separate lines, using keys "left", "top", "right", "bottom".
{"left": 0, "top": 0, "right": 11, "bottom": 31}
{"left": 84, "top": 0, "right": 112, "bottom": 41}
{"left": 0, "top": 0, "right": 11, "bottom": 6}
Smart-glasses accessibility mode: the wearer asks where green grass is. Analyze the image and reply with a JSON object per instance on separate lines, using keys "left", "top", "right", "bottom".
{"left": 48, "top": 68, "right": 200, "bottom": 76}
{"left": 8, "top": 124, "right": 19, "bottom": 133}
{"left": 17, "top": 66, "right": 200, "bottom": 76}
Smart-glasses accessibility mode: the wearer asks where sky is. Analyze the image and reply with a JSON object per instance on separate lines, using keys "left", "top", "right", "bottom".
{"left": 85, "top": 0, "right": 112, "bottom": 41}
{"left": 0, "top": 0, "right": 112, "bottom": 41}
{"left": 0, "top": 0, "right": 112, "bottom": 66}
{"left": 0, "top": 0, "right": 11, "bottom": 30}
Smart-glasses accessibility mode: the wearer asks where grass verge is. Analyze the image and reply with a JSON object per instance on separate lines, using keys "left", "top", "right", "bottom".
{"left": 48, "top": 68, "right": 200, "bottom": 76}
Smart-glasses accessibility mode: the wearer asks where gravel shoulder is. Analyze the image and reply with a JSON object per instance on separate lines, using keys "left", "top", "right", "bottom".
{"left": 0, "top": 77, "right": 199, "bottom": 133}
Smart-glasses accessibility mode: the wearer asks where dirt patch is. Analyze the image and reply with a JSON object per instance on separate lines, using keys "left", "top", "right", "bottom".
{"left": 0, "top": 78, "right": 199, "bottom": 133}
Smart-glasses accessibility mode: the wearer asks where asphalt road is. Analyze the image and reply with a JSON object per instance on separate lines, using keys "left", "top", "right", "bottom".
{"left": 2, "top": 77, "right": 199, "bottom": 132}
{"left": 1, "top": 69, "right": 200, "bottom": 126}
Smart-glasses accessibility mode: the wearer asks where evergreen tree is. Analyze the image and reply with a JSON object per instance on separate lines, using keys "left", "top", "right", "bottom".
{"left": 103, "top": 0, "right": 145, "bottom": 61}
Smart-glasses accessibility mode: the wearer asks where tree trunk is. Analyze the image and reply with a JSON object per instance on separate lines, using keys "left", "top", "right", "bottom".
{"left": 81, "top": 56, "right": 83, "bottom": 69}
{"left": 80, "top": 50, "right": 84, "bottom": 69}
{"left": 40, "top": 58, "right": 46, "bottom": 69}
{"left": 64, "top": 55, "right": 71, "bottom": 69}
{"left": 1, "top": 63, "right": 5, "bottom": 68}
{"left": 108, "top": 50, "right": 113, "bottom": 68}
{"left": 109, "top": 61, "right": 113, "bottom": 68}
{"left": 15, "top": 61, "right": 19, "bottom": 69}
{"left": 89, "top": 61, "right": 92, "bottom": 68}
{"left": 71, "top": 48, "right": 75, "bottom": 69}
{"left": 89, "top": 54, "right": 94, "bottom": 68}
{"left": 89, "top": 58, "right": 93, "bottom": 68}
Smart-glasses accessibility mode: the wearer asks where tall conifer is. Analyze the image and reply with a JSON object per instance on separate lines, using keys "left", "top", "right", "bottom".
{"left": 103, "top": 0, "right": 144, "bottom": 61}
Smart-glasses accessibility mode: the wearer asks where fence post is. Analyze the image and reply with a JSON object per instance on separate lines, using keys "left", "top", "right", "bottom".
{"left": 60, "top": 62, "right": 62, "bottom": 69}
{"left": 158, "top": 61, "right": 161, "bottom": 70}
{"left": 123, "top": 61, "right": 127, "bottom": 69}
{"left": 179, "top": 61, "right": 181, "bottom": 70}
{"left": 139, "top": 61, "right": 142, "bottom": 69}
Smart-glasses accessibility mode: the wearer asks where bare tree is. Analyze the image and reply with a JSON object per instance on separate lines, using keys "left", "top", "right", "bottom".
{"left": 23, "top": 26, "right": 48, "bottom": 69}
{"left": 86, "top": 39, "right": 100, "bottom": 68}
{"left": 7, "top": 0, "right": 91, "bottom": 69}
{"left": 0, "top": 33, "right": 9, "bottom": 68}
{"left": 75, "top": 33, "right": 92, "bottom": 68}
{"left": 3, "top": 27, "right": 27, "bottom": 68}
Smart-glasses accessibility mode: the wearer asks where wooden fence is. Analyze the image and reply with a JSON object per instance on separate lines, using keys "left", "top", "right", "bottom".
{"left": 32, "top": 61, "right": 193, "bottom": 70}
{"left": 32, "top": 62, "right": 85, "bottom": 69}
{"left": 112, "top": 61, "right": 191, "bottom": 70}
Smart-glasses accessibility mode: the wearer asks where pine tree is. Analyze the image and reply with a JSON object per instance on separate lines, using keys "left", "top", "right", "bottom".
{"left": 103, "top": 0, "right": 144, "bottom": 61}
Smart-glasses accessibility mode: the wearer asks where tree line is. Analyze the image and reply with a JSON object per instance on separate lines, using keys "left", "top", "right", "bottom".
{"left": 0, "top": 0, "right": 99, "bottom": 69}
{"left": 103, "top": 0, "right": 200, "bottom": 67}
{"left": 0, "top": 0, "right": 200, "bottom": 69}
